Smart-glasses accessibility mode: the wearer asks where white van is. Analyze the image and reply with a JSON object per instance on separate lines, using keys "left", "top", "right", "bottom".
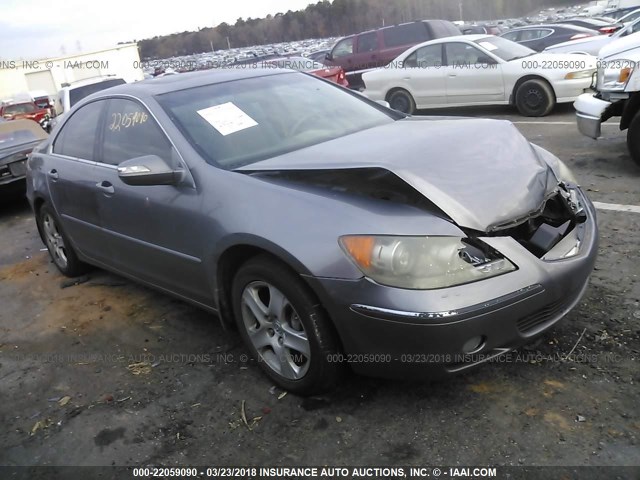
{"left": 574, "top": 32, "right": 640, "bottom": 164}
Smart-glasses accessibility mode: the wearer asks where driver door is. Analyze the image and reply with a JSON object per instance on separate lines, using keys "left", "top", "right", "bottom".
{"left": 93, "top": 97, "right": 211, "bottom": 304}
{"left": 442, "top": 42, "right": 505, "bottom": 105}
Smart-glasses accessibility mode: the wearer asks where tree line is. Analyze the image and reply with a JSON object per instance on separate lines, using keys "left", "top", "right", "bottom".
{"left": 135, "top": 0, "right": 577, "bottom": 59}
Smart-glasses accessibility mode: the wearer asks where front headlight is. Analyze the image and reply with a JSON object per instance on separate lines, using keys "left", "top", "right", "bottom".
{"left": 339, "top": 235, "right": 516, "bottom": 290}
{"left": 565, "top": 69, "right": 596, "bottom": 80}
{"left": 597, "top": 62, "right": 635, "bottom": 92}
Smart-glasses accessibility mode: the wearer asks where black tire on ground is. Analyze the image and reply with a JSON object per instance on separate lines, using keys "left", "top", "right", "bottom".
{"left": 387, "top": 89, "right": 416, "bottom": 114}
{"left": 515, "top": 79, "right": 555, "bottom": 117}
{"left": 628, "top": 110, "right": 640, "bottom": 167}
{"left": 36, "top": 204, "right": 89, "bottom": 277}
{"left": 231, "top": 254, "right": 343, "bottom": 395}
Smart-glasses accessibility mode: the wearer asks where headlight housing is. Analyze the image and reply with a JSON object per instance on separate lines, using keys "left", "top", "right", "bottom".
{"left": 339, "top": 235, "right": 516, "bottom": 290}
{"left": 597, "top": 61, "right": 635, "bottom": 92}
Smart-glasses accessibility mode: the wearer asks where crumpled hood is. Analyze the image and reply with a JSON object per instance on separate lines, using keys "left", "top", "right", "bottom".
{"left": 237, "top": 117, "right": 559, "bottom": 232}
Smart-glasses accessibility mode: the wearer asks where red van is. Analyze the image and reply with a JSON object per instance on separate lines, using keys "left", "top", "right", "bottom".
{"left": 324, "top": 20, "right": 460, "bottom": 87}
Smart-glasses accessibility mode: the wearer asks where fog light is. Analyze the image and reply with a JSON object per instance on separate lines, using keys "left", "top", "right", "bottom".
{"left": 462, "top": 336, "right": 485, "bottom": 354}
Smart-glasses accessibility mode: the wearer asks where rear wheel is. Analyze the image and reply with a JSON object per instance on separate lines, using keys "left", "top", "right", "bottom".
{"left": 628, "top": 110, "right": 640, "bottom": 167}
{"left": 387, "top": 89, "right": 416, "bottom": 114}
{"left": 515, "top": 79, "right": 555, "bottom": 117}
{"left": 37, "top": 204, "right": 88, "bottom": 277}
{"left": 231, "top": 255, "right": 342, "bottom": 395}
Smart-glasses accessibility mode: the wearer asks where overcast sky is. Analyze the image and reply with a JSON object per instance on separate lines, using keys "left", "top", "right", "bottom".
{"left": 1, "top": 0, "right": 318, "bottom": 59}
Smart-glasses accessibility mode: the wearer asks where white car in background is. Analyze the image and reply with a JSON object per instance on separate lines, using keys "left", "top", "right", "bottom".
{"left": 362, "top": 35, "right": 597, "bottom": 116}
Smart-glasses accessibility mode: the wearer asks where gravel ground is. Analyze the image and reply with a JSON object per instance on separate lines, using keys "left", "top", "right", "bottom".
{"left": 0, "top": 104, "right": 638, "bottom": 473}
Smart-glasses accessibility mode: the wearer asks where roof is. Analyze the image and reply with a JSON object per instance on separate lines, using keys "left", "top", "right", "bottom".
{"left": 87, "top": 67, "right": 295, "bottom": 99}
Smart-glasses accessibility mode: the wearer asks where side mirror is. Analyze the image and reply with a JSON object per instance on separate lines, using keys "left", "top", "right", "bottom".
{"left": 375, "top": 100, "right": 391, "bottom": 108}
{"left": 325, "top": 52, "right": 333, "bottom": 62}
{"left": 117, "top": 155, "right": 181, "bottom": 186}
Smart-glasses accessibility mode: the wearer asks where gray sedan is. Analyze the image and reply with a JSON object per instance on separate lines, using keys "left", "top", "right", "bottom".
{"left": 26, "top": 68, "right": 598, "bottom": 394}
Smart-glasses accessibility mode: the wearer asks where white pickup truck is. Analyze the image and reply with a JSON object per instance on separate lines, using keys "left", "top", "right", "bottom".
{"left": 574, "top": 33, "right": 640, "bottom": 165}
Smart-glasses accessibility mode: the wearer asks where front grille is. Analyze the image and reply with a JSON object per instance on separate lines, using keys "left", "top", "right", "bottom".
{"left": 517, "top": 295, "right": 573, "bottom": 334}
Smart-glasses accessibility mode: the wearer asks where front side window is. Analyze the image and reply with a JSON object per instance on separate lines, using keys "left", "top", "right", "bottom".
{"left": 53, "top": 101, "right": 103, "bottom": 159}
{"left": 446, "top": 43, "right": 491, "bottom": 66}
{"left": 100, "top": 98, "right": 173, "bottom": 166}
{"left": 332, "top": 38, "right": 354, "bottom": 58}
{"left": 404, "top": 44, "right": 443, "bottom": 68}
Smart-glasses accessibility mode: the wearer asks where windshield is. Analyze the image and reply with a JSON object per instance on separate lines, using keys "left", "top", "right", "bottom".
{"left": 474, "top": 36, "right": 536, "bottom": 61}
{"left": 4, "top": 103, "right": 36, "bottom": 115}
{"left": 0, "top": 120, "right": 46, "bottom": 150}
{"left": 69, "top": 78, "right": 125, "bottom": 108}
{"left": 157, "top": 72, "right": 396, "bottom": 169}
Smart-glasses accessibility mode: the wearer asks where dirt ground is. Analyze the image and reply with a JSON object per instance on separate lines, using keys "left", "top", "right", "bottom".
{"left": 1, "top": 105, "right": 639, "bottom": 472}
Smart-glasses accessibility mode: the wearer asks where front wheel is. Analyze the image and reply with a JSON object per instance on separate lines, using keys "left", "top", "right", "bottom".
{"left": 515, "top": 79, "right": 555, "bottom": 117}
{"left": 628, "top": 110, "right": 640, "bottom": 167}
{"left": 231, "top": 255, "right": 342, "bottom": 395}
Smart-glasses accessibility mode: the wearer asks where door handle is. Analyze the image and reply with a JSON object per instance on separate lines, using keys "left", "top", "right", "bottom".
{"left": 96, "top": 181, "right": 115, "bottom": 195}
{"left": 48, "top": 169, "right": 59, "bottom": 180}
{"left": 448, "top": 73, "right": 457, "bottom": 78}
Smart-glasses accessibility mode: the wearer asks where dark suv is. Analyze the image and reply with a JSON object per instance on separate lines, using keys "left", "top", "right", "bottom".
{"left": 324, "top": 20, "right": 459, "bottom": 87}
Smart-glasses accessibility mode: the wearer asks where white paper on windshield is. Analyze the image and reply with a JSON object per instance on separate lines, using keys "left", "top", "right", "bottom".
{"left": 478, "top": 42, "right": 498, "bottom": 51}
{"left": 197, "top": 102, "right": 258, "bottom": 136}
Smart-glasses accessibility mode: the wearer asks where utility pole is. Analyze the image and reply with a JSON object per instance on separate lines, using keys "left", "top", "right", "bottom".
{"left": 226, "top": 36, "right": 231, "bottom": 49}
{"left": 459, "top": 1, "right": 463, "bottom": 21}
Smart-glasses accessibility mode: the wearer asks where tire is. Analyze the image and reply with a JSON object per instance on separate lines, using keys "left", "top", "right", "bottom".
{"left": 628, "top": 110, "right": 640, "bottom": 167}
{"left": 515, "top": 79, "right": 555, "bottom": 117}
{"left": 231, "top": 255, "right": 343, "bottom": 395}
{"left": 387, "top": 89, "right": 416, "bottom": 114}
{"left": 36, "top": 204, "right": 88, "bottom": 277}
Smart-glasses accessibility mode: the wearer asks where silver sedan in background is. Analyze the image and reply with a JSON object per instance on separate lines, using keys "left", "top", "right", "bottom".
{"left": 27, "top": 68, "right": 598, "bottom": 394}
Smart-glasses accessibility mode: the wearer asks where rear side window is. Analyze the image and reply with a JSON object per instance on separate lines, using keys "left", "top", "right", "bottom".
{"left": 100, "top": 98, "right": 173, "bottom": 166}
{"left": 53, "top": 101, "right": 103, "bottom": 159}
{"left": 383, "top": 23, "right": 428, "bottom": 48}
{"left": 357, "top": 32, "right": 378, "bottom": 53}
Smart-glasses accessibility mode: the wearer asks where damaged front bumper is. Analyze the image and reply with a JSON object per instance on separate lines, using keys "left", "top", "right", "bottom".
{"left": 304, "top": 188, "right": 598, "bottom": 379}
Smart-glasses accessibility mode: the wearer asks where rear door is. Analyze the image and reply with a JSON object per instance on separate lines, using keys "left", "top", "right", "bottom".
{"left": 46, "top": 100, "right": 107, "bottom": 261}
{"left": 93, "top": 97, "right": 211, "bottom": 304}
